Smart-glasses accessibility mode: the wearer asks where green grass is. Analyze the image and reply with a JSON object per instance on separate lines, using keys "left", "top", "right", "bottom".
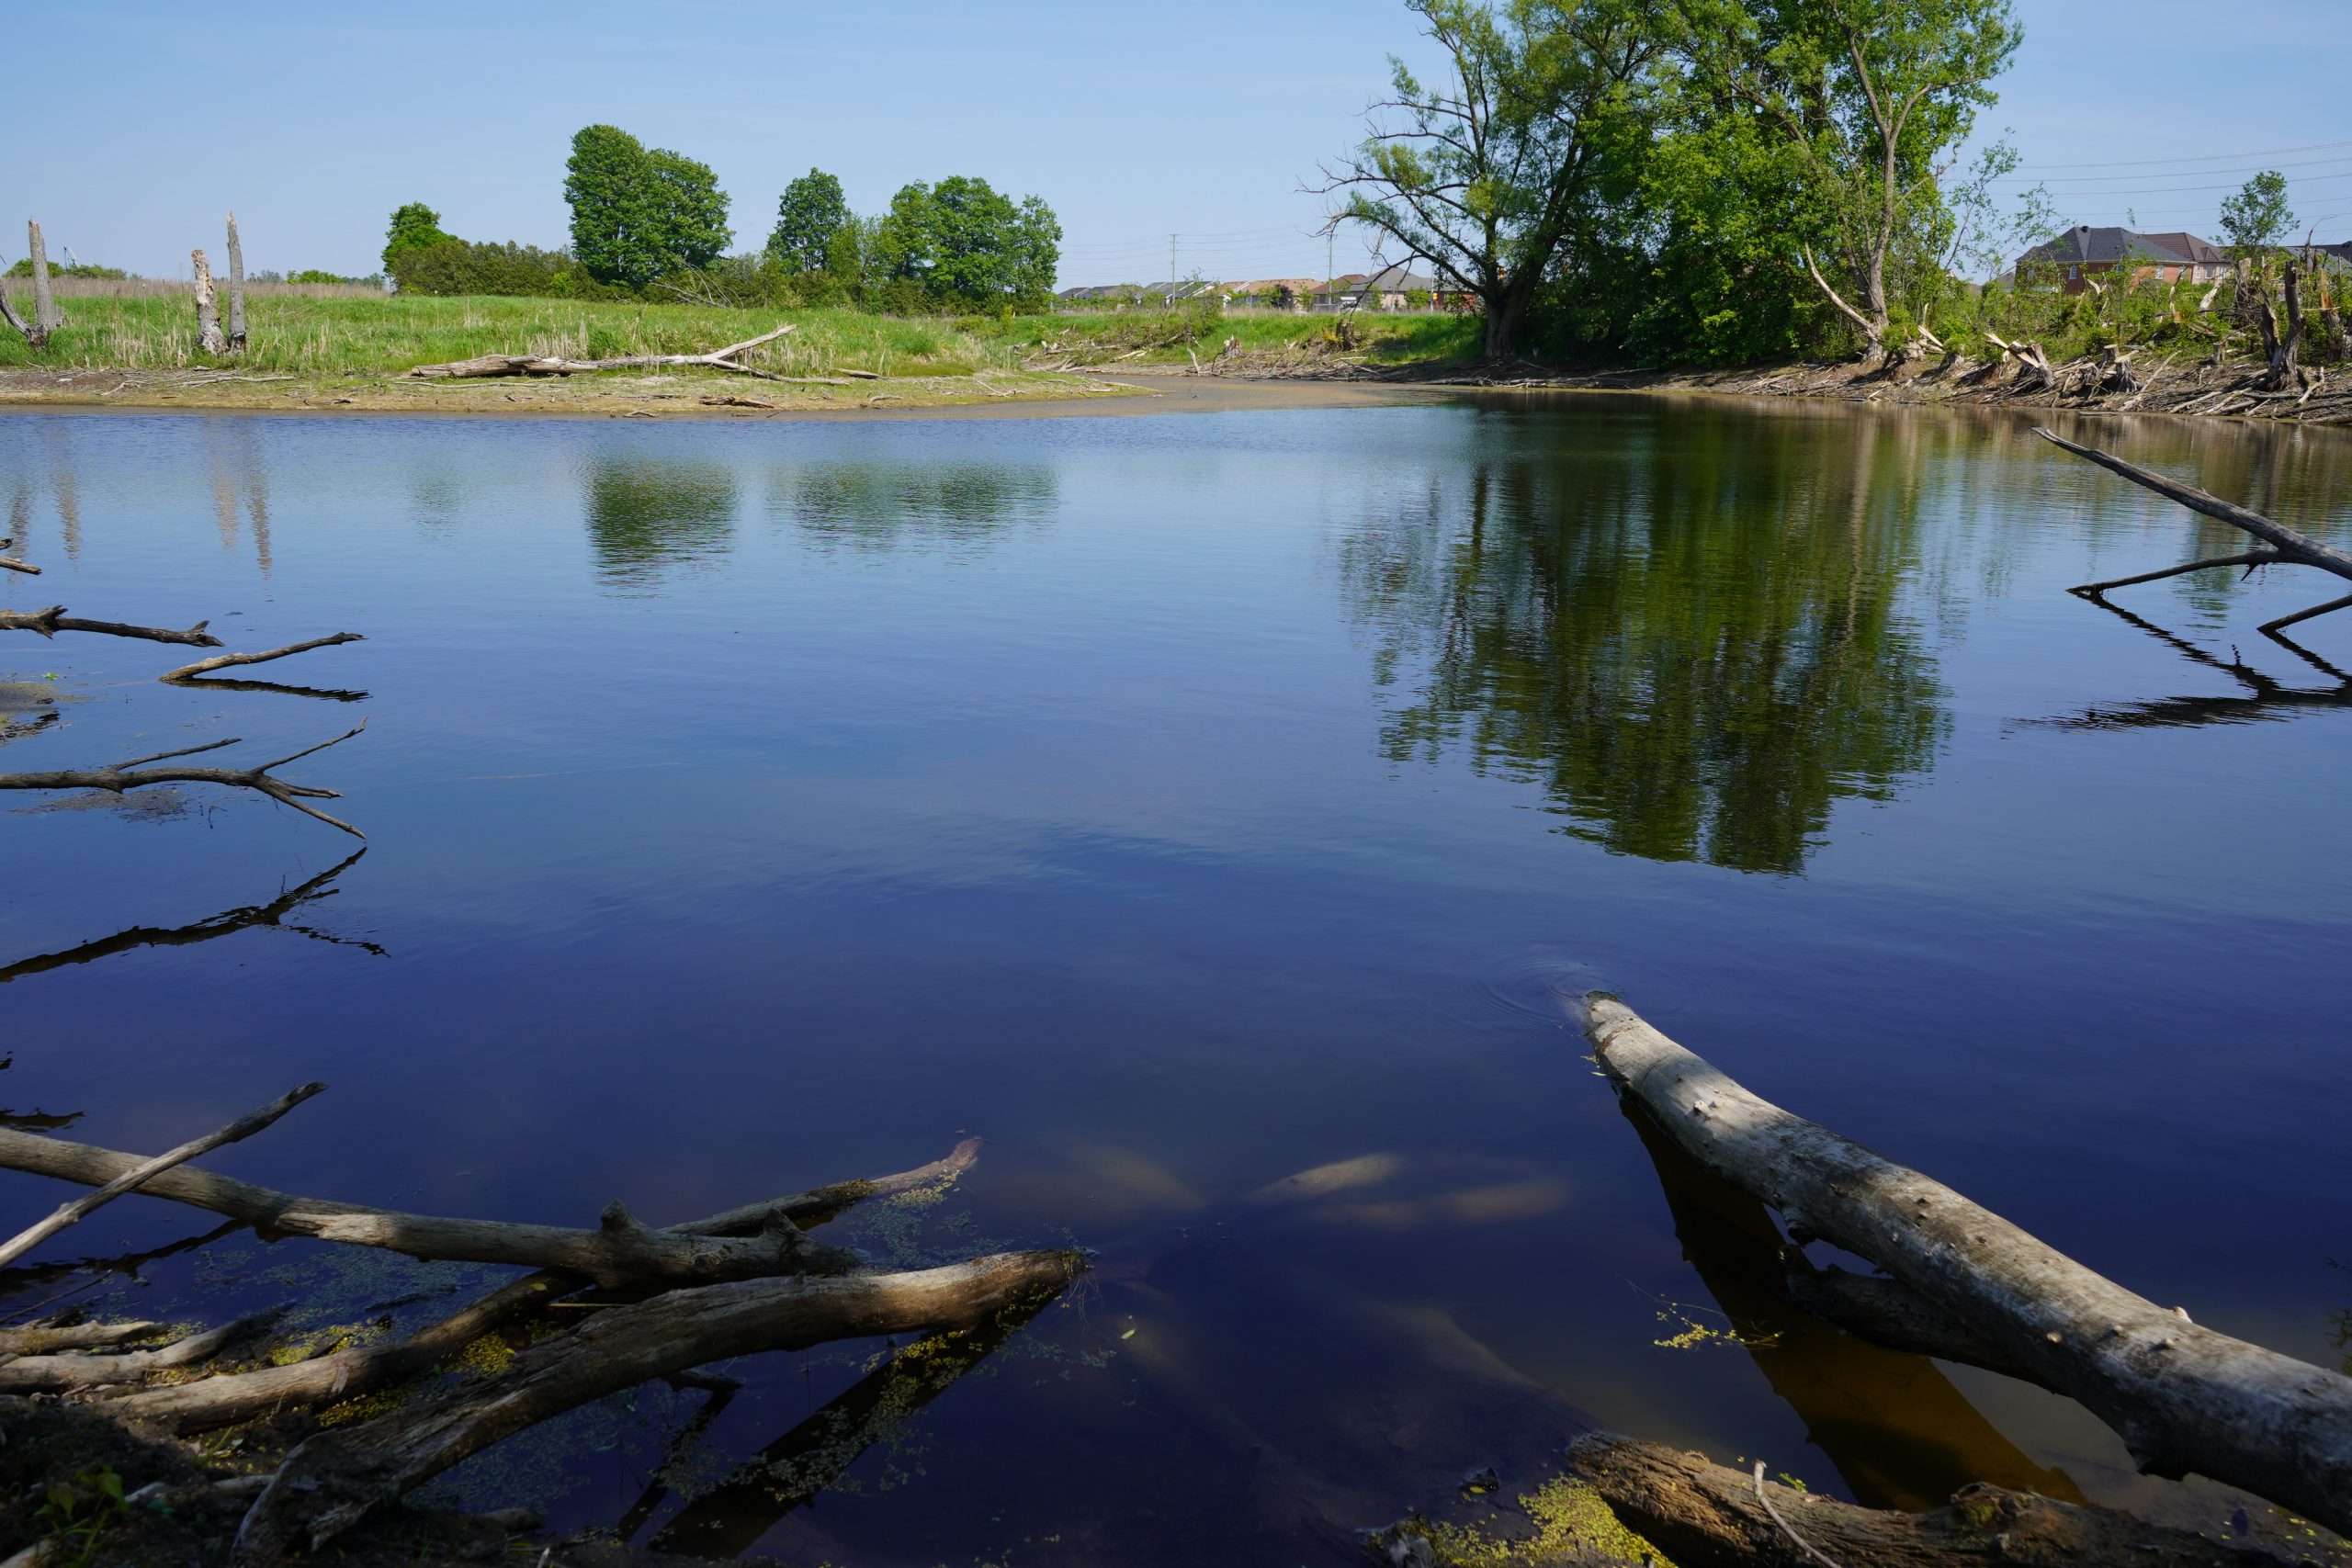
{"left": 960, "top": 306, "right": 1485, "bottom": 365}
{"left": 0, "top": 293, "right": 1033, "bottom": 378}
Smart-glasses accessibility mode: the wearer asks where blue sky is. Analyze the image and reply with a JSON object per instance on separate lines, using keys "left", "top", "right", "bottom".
{"left": 12, "top": 0, "right": 2349, "bottom": 286}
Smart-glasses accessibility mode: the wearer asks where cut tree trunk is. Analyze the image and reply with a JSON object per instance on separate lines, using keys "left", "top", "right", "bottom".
{"left": 1566, "top": 1435, "right": 2291, "bottom": 1568}
{"left": 193, "top": 250, "right": 226, "bottom": 355}
{"left": 27, "top": 220, "right": 61, "bottom": 344}
{"left": 1575, "top": 993, "right": 2352, "bottom": 1537}
{"left": 224, "top": 213, "right": 248, "bottom": 353}
{"left": 1984, "top": 331, "right": 2053, "bottom": 392}
{"left": 405, "top": 322, "right": 796, "bottom": 379}
{"left": 2255, "top": 263, "right": 2305, "bottom": 392}
{"left": 232, "top": 1250, "right": 1085, "bottom": 1565}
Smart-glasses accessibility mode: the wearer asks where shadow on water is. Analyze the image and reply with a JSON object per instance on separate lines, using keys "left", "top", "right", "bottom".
{"left": 1622, "top": 1103, "right": 2083, "bottom": 1511}
{"left": 585, "top": 458, "right": 740, "bottom": 592}
{"left": 1340, "top": 408, "right": 1949, "bottom": 874}
{"left": 0, "top": 850, "right": 381, "bottom": 985}
{"left": 775, "top": 461, "right": 1058, "bottom": 555}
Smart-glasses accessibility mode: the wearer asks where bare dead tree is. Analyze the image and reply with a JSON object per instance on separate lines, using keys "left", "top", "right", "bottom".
{"left": 2252, "top": 258, "right": 2307, "bottom": 392}
{"left": 0, "top": 604, "right": 220, "bottom": 646}
{"left": 27, "top": 220, "right": 62, "bottom": 344}
{"left": 224, "top": 212, "right": 249, "bottom": 353}
{"left": 193, "top": 248, "right": 227, "bottom": 356}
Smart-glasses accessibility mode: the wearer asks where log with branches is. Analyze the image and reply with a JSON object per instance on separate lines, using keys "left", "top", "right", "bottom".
{"left": 406, "top": 322, "right": 797, "bottom": 380}
{"left": 2040, "top": 427, "right": 2352, "bottom": 635}
{"left": 0, "top": 604, "right": 221, "bottom": 645}
{"left": 0, "top": 726, "right": 368, "bottom": 837}
{"left": 160, "top": 631, "right": 363, "bottom": 685}
{"left": 1574, "top": 992, "right": 2352, "bottom": 1537}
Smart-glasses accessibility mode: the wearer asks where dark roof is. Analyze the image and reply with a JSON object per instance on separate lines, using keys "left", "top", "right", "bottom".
{"left": 2018, "top": 226, "right": 2191, "bottom": 267}
{"left": 2137, "top": 231, "right": 2223, "bottom": 265}
{"left": 1363, "top": 263, "right": 1439, "bottom": 292}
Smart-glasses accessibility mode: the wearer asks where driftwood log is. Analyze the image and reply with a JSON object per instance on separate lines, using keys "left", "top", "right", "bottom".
{"left": 0, "top": 553, "right": 36, "bottom": 576}
{"left": 0, "top": 1112, "right": 859, "bottom": 1287}
{"left": 0, "top": 727, "right": 368, "bottom": 838}
{"left": 232, "top": 1249, "right": 1082, "bottom": 1563}
{"left": 2041, "top": 427, "right": 2352, "bottom": 635}
{"left": 406, "top": 322, "right": 796, "bottom": 380}
{"left": 1577, "top": 993, "right": 2352, "bottom": 1537}
{"left": 160, "top": 631, "right": 363, "bottom": 685}
{"left": 0, "top": 1308, "right": 286, "bottom": 1393}
{"left": 0, "top": 1083, "right": 324, "bottom": 1269}
{"left": 0, "top": 605, "right": 220, "bottom": 646}
{"left": 1565, "top": 1435, "right": 2290, "bottom": 1568}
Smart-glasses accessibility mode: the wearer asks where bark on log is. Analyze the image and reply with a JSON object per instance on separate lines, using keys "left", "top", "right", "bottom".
{"left": 0, "top": 605, "right": 221, "bottom": 647}
{"left": 194, "top": 250, "right": 226, "bottom": 356}
{"left": 26, "top": 221, "right": 60, "bottom": 345}
{"left": 0, "top": 1308, "right": 285, "bottom": 1393}
{"left": 160, "top": 632, "right": 363, "bottom": 684}
{"left": 232, "top": 1249, "right": 1084, "bottom": 1564}
{"left": 0, "top": 1321, "right": 164, "bottom": 1355}
{"left": 0, "top": 554, "right": 37, "bottom": 576}
{"left": 404, "top": 323, "right": 795, "bottom": 380}
{"left": 1576, "top": 993, "right": 2352, "bottom": 1536}
{"left": 1564, "top": 1435, "right": 2290, "bottom": 1568}
{"left": 0, "top": 277, "right": 32, "bottom": 344}
{"left": 1984, "top": 331, "right": 2053, "bottom": 392}
{"left": 0, "top": 728, "right": 368, "bottom": 838}
{"left": 2254, "top": 265, "right": 2304, "bottom": 393}
{"left": 224, "top": 213, "right": 248, "bottom": 354}
{"left": 2070, "top": 547, "right": 2278, "bottom": 596}
{"left": 0, "top": 1082, "right": 324, "bottom": 1269}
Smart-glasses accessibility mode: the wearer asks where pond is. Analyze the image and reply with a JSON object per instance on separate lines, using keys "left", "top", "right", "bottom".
{"left": 3, "top": 394, "right": 2348, "bottom": 1562}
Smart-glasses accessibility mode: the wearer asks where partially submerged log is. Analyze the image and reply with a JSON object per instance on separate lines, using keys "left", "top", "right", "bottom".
{"left": 0, "top": 604, "right": 221, "bottom": 646}
{"left": 2040, "top": 426, "right": 2352, "bottom": 635}
{"left": 159, "top": 631, "right": 363, "bottom": 685}
{"left": 232, "top": 1250, "right": 1083, "bottom": 1564}
{"left": 1566, "top": 1435, "right": 2290, "bottom": 1568}
{"left": 0, "top": 1083, "right": 324, "bottom": 1269}
{"left": 0, "top": 1307, "right": 285, "bottom": 1393}
{"left": 0, "top": 727, "right": 368, "bottom": 838}
{"left": 1576, "top": 993, "right": 2352, "bottom": 1537}
{"left": 0, "top": 1114, "right": 857, "bottom": 1286}
{"left": 405, "top": 322, "right": 796, "bottom": 380}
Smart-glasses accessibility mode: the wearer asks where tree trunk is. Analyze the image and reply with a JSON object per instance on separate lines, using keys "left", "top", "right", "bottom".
{"left": 1566, "top": 1436, "right": 2293, "bottom": 1568}
{"left": 1576, "top": 993, "right": 2352, "bottom": 1537}
{"left": 26, "top": 220, "right": 60, "bottom": 344}
{"left": 2256, "top": 262, "right": 2304, "bottom": 391}
{"left": 193, "top": 249, "right": 226, "bottom": 356}
{"left": 224, "top": 213, "right": 248, "bottom": 353}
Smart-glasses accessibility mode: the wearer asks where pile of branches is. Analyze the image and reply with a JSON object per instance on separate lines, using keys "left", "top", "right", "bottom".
{"left": 0, "top": 1087, "right": 1082, "bottom": 1565}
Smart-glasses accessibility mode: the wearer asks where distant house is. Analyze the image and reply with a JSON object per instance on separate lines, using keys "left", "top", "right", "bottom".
{"left": 2014, "top": 226, "right": 2221, "bottom": 293}
{"left": 1357, "top": 263, "right": 1441, "bottom": 310}
{"left": 1057, "top": 283, "right": 1146, "bottom": 308}
{"left": 1226, "top": 277, "right": 1320, "bottom": 310}
{"left": 1307, "top": 273, "right": 1371, "bottom": 311}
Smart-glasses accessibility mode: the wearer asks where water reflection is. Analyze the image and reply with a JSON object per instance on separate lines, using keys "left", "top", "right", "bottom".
{"left": 775, "top": 462, "right": 1057, "bottom": 555}
{"left": 1625, "top": 1104, "right": 2081, "bottom": 1510}
{"left": 585, "top": 458, "right": 739, "bottom": 592}
{"left": 204, "top": 419, "right": 274, "bottom": 577}
{"left": 0, "top": 852, "right": 380, "bottom": 985}
{"left": 2031, "top": 596, "right": 2352, "bottom": 731}
{"left": 1341, "top": 412, "right": 1948, "bottom": 874}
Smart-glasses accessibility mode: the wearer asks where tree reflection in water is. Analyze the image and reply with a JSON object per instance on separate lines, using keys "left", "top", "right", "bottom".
{"left": 585, "top": 459, "right": 740, "bottom": 592}
{"left": 777, "top": 462, "right": 1057, "bottom": 556}
{"left": 1340, "top": 412, "right": 1949, "bottom": 874}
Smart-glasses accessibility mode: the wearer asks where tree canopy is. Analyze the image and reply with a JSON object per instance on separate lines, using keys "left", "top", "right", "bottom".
{"left": 382, "top": 203, "right": 453, "bottom": 274}
{"left": 767, "top": 169, "right": 851, "bottom": 274}
{"left": 2219, "top": 170, "right": 2296, "bottom": 258}
{"left": 563, "top": 124, "right": 731, "bottom": 288}
{"left": 874, "top": 177, "right": 1059, "bottom": 310}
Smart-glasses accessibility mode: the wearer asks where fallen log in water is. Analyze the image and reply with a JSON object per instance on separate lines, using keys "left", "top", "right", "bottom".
{"left": 0, "top": 1307, "right": 285, "bottom": 1393}
{"left": 160, "top": 631, "right": 363, "bottom": 685}
{"left": 0, "top": 728, "right": 368, "bottom": 838}
{"left": 2040, "top": 427, "right": 2352, "bottom": 634}
{"left": 405, "top": 322, "right": 796, "bottom": 380}
{"left": 0, "top": 605, "right": 221, "bottom": 647}
{"left": 1566, "top": 1435, "right": 2290, "bottom": 1568}
{"left": 1576, "top": 992, "right": 2352, "bottom": 1537}
{"left": 232, "top": 1249, "right": 1082, "bottom": 1564}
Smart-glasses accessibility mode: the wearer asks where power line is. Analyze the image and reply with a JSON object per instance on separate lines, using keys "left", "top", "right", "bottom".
{"left": 1994, "top": 169, "right": 2352, "bottom": 198}
{"left": 2014, "top": 137, "right": 2352, "bottom": 172}
{"left": 2001, "top": 153, "right": 2352, "bottom": 187}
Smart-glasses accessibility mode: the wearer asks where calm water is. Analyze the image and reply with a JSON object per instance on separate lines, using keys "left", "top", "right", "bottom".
{"left": 3, "top": 396, "right": 2348, "bottom": 1561}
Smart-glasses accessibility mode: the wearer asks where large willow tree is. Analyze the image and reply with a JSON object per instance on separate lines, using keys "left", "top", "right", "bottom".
{"left": 1318, "top": 0, "right": 1667, "bottom": 359}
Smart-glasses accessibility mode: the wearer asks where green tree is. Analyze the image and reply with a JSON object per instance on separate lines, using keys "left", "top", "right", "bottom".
{"left": 1317, "top": 0, "right": 1668, "bottom": 359}
{"left": 875, "top": 177, "right": 1060, "bottom": 310}
{"left": 566, "top": 125, "right": 664, "bottom": 288}
{"left": 1672, "top": 0, "right": 2020, "bottom": 359}
{"left": 2219, "top": 169, "right": 2295, "bottom": 259}
{"left": 768, "top": 169, "right": 850, "bottom": 274}
{"left": 648, "top": 147, "right": 731, "bottom": 272}
{"left": 382, "top": 202, "right": 452, "bottom": 274}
